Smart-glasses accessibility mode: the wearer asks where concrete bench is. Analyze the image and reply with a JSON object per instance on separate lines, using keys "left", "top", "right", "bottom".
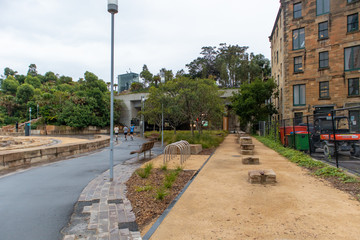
{"left": 130, "top": 141, "right": 155, "bottom": 160}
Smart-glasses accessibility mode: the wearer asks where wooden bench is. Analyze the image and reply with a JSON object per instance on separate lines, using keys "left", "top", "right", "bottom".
{"left": 130, "top": 141, "right": 155, "bottom": 160}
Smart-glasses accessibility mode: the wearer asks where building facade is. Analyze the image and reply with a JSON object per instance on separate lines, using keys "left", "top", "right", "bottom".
{"left": 270, "top": 0, "right": 360, "bottom": 121}
{"left": 117, "top": 72, "right": 139, "bottom": 93}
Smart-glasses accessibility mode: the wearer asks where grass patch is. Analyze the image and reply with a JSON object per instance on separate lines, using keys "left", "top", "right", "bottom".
{"left": 255, "top": 135, "right": 358, "bottom": 184}
{"left": 136, "top": 163, "right": 153, "bottom": 179}
{"left": 145, "top": 130, "right": 228, "bottom": 149}
{"left": 160, "top": 164, "right": 168, "bottom": 171}
{"left": 155, "top": 187, "right": 169, "bottom": 200}
{"left": 135, "top": 184, "right": 153, "bottom": 192}
{"left": 314, "top": 167, "right": 358, "bottom": 183}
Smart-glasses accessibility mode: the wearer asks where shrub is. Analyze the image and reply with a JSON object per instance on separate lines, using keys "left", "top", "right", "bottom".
{"left": 135, "top": 184, "right": 153, "bottom": 192}
{"left": 136, "top": 163, "right": 153, "bottom": 178}
{"left": 155, "top": 187, "right": 168, "bottom": 200}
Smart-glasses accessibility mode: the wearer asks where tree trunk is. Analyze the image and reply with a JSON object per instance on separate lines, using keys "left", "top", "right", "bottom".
{"left": 190, "top": 120, "right": 194, "bottom": 137}
{"left": 173, "top": 127, "right": 177, "bottom": 135}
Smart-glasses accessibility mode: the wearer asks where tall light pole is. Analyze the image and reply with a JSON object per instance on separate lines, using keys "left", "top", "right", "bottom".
{"left": 29, "top": 107, "right": 31, "bottom": 136}
{"left": 141, "top": 96, "right": 145, "bottom": 138}
{"left": 108, "top": 0, "right": 118, "bottom": 182}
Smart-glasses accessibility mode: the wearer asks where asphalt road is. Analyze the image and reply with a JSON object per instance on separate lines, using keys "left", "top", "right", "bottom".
{"left": 0, "top": 136, "right": 163, "bottom": 240}
{"left": 311, "top": 149, "right": 360, "bottom": 174}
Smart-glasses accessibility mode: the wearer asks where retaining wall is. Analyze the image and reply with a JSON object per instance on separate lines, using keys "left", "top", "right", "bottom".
{"left": 0, "top": 135, "right": 110, "bottom": 171}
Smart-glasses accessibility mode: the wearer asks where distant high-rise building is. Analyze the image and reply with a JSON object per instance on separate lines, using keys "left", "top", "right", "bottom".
{"left": 270, "top": 0, "right": 360, "bottom": 121}
{"left": 117, "top": 72, "right": 139, "bottom": 93}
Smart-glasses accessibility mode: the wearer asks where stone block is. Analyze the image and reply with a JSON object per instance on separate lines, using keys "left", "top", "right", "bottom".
{"left": 4, "top": 152, "right": 25, "bottom": 163}
{"left": 240, "top": 137, "right": 252, "bottom": 145}
{"left": 248, "top": 169, "right": 276, "bottom": 184}
{"left": 242, "top": 157, "right": 260, "bottom": 164}
{"left": 190, "top": 144, "right": 202, "bottom": 154}
{"left": 0, "top": 154, "right": 4, "bottom": 167}
{"left": 41, "top": 147, "right": 57, "bottom": 156}
{"left": 23, "top": 150, "right": 41, "bottom": 159}
{"left": 241, "top": 144, "right": 254, "bottom": 150}
{"left": 241, "top": 150, "right": 254, "bottom": 155}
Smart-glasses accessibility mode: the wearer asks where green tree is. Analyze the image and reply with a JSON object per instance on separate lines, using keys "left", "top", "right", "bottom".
{"left": 231, "top": 78, "right": 278, "bottom": 131}
{"left": 4, "top": 67, "right": 17, "bottom": 77}
{"left": 27, "top": 64, "right": 38, "bottom": 76}
{"left": 140, "top": 64, "right": 153, "bottom": 85}
{"left": 44, "top": 71, "right": 58, "bottom": 83}
{"left": 130, "top": 82, "right": 144, "bottom": 92}
{"left": 16, "top": 83, "right": 35, "bottom": 104}
{"left": 25, "top": 75, "right": 41, "bottom": 89}
{"left": 0, "top": 95, "right": 17, "bottom": 116}
{"left": 2, "top": 76, "right": 19, "bottom": 94}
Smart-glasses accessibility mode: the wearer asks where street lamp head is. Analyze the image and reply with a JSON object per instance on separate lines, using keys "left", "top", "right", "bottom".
{"left": 107, "top": 0, "right": 118, "bottom": 14}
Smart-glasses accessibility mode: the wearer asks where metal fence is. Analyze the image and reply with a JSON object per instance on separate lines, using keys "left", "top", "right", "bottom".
{"left": 260, "top": 106, "right": 360, "bottom": 174}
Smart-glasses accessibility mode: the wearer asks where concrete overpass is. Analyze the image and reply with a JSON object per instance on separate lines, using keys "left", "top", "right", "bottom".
{"left": 115, "top": 89, "right": 240, "bottom": 132}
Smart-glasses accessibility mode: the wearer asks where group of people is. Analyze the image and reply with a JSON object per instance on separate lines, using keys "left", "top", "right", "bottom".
{"left": 114, "top": 124, "right": 135, "bottom": 141}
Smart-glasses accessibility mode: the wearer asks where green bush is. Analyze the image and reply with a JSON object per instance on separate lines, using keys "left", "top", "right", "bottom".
{"left": 136, "top": 163, "right": 153, "bottom": 178}
{"left": 147, "top": 130, "right": 227, "bottom": 149}
{"left": 135, "top": 184, "right": 153, "bottom": 192}
{"left": 155, "top": 187, "right": 168, "bottom": 200}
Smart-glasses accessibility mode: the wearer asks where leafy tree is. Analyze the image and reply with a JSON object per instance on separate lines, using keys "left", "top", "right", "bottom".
{"left": 130, "top": 82, "right": 144, "bottom": 92}
{"left": 2, "top": 76, "right": 19, "bottom": 94}
{"left": 57, "top": 75, "right": 73, "bottom": 85}
{"left": 16, "top": 83, "right": 35, "bottom": 104}
{"left": 231, "top": 78, "right": 278, "bottom": 131}
{"left": 4, "top": 67, "right": 17, "bottom": 77}
{"left": 0, "top": 95, "right": 17, "bottom": 116}
{"left": 44, "top": 71, "right": 58, "bottom": 83}
{"left": 160, "top": 68, "right": 174, "bottom": 82}
{"left": 27, "top": 64, "right": 38, "bottom": 76}
{"left": 25, "top": 75, "right": 41, "bottom": 89}
{"left": 140, "top": 64, "right": 153, "bottom": 85}
{"left": 15, "top": 74, "right": 26, "bottom": 85}
{"left": 216, "top": 43, "right": 249, "bottom": 87}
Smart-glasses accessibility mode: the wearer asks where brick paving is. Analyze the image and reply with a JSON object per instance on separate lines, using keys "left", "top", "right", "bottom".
{"left": 62, "top": 156, "right": 142, "bottom": 240}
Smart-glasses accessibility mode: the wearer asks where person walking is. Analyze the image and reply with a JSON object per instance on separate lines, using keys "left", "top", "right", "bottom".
{"left": 130, "top": 124, "right": 135, "bottom": 141}
{"left": 114, "top": 126, "right": 119, "bottom": 142}
{"left": 123, "top": 125, "right": 129, "bottom": 141}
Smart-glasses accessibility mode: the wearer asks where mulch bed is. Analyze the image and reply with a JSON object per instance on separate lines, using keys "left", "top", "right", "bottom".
{"left": 125, "top": 168, "right": 196, "bottom": 230}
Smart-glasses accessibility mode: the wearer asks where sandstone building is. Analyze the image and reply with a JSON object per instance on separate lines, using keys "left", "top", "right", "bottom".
{"left": 270, "top": 0, "right": 360, "bottom": 123}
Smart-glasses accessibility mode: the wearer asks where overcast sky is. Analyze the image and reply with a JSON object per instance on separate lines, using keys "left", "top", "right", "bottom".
{"left": 0, "top": 0, "right": 280, "bottom": 82}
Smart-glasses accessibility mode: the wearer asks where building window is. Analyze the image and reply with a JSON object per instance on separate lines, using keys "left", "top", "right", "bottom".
{"left": 318, "top": 21, "right": 328, "bottom": 39}
{"left": 294, "top": 56, "right": 303, "bottom": 72}
{"left": 345, "top": 46, "right": 360, "bottom": 71}
{"left": 319, "top": 51, "right": 329, "bottom": 69}
{"left": 277, "top": 51, "right": 279, "bottom": 64}
{"left": 319, "top": 81, "right": 329, "bottom": 98}
{"left": 293, "top": 84, "right": 306, "bottom": 106}
{"left": 294, "top": 112, "right": 303, "bottom": 125}
{"left": 349, "top": 78, "right": 359, "bottom": 96}
{"left": 294, "top": 2, "right": 302, "bottom": 19}
{"left": 317, "top": 0, "right": 330, "bottom": 15}
{"left": 347, "top": 13, "right": 359, "bottom": 32}
{"left": 293, "top": 28, "right": 305, "bottom": 50}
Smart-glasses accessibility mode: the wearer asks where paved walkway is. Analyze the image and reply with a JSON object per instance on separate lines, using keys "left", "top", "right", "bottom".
{"left": 63, "top": 134, "right": 360, "bottom": 240}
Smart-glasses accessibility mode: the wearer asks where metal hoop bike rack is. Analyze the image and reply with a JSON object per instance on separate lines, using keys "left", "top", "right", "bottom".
{"left": 163, "top": 140, "right": 191, "bottom": 165}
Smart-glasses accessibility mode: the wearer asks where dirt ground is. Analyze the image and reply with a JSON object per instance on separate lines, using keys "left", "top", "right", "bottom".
{"left": 149, "top": 135, "right": 360, "bottom": 240}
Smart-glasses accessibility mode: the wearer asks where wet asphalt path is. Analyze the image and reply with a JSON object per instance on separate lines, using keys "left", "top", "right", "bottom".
{"left": 0, "top": 137, "right": 163, "bottom": 240}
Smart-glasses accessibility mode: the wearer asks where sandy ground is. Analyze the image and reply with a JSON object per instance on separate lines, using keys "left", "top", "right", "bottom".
{"left": 141, "top": 154, "right": 210, "bottom": 170}
{"left": 0, "top": 136, "right": 89, "bottom": 152}
{"left": 149, "top": 134, "right": 360, "bottom": 240}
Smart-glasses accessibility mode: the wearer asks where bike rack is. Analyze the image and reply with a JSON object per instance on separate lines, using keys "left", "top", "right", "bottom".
{"left": 163, "top": 140, "right": 191, "bottom": 165}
